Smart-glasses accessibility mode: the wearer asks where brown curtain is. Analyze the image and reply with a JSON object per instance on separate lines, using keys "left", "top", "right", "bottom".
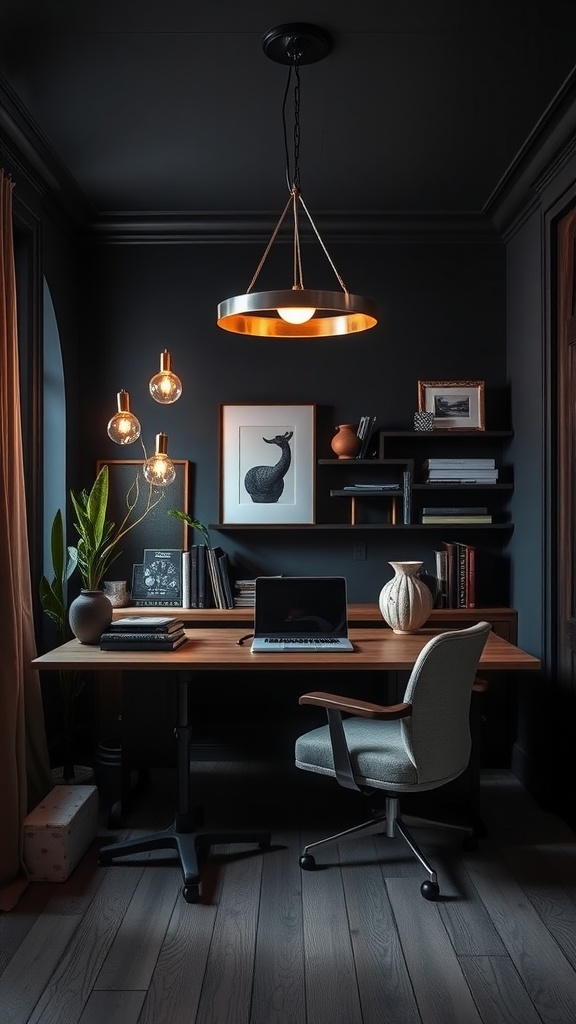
{"left": 0, "top": 168, "right": 52, "bottom": 912}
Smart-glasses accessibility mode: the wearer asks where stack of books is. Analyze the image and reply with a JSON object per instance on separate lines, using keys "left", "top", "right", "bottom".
{"left": 355, "top": 415, "right": 377, "bottom": 459}
{"left": 234, "top": 579, "right": 256, "bottom": 607}
{"left": 435, "top": 543, "right": 476, "bottom": 608}
{"left": 422, "top": 458, "right": 499, "bottom": 484}
{"left": 99, "top": 615, "right": 187, "bottom": 651}
{"left": 188, "top": 544, "right": 234, "bottom": 609}
{"left": 421, "top": 505, "right": 492, "bottom": 524}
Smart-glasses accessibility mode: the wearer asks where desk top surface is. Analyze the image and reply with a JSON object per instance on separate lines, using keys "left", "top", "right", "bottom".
{"left": 33, "top": 626, "right": 540, "bottom": 673}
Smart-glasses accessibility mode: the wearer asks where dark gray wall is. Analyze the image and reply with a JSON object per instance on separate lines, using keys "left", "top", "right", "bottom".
{"left": 77, "top": 236, "right": 508, "bottom": 602}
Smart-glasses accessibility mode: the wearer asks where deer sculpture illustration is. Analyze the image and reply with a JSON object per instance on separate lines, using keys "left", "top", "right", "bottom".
{"left": 244, "top": 430, "right": 294, "bottom": 503}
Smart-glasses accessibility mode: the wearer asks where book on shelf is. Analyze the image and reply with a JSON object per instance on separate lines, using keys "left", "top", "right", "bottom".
{"left": 217, "top": 550, "right": 235, "bottom": 609}
{"left": 422, "top": 506, "right": 488, "bottom": 515}
{"left": 190, "top": 543, "right": 214, "bottom": 609}
{"left": 440, "top": 540, "right": 459, "bottom": 608}
{"left": 434, "top": 549, "right": 448, "bottom": 608}
{"left": 341, "top": 484, "right": 400, "bottom": 491}
{"left": 181, "top": 551, "right": 191, "bottom": 609}
{"left": 107, "top": 615, "right": 184, "bottom": 633}
{"left": 455, "top": 542, "right": 476, "bottom": 608}
{"left": 131, "top": 548, "right": 183, "bottom": 606}
{"left": 100, "top": 629, "right": 188, "bottom": 652}
{"left": 207, "top": 545, "right": 234, "bottom": 610}
{"left": 422, "top": 458, "right": 496, "bottom": 469}
{"left": 358, "top": 415, "right": 377, "bottom": 458}
{"left": 421, "top": 515, "right": 493, "bottom": 524}
{"left": 423, "top": 468, "right": 499, "bottom": 481}
{"left": 402, "top": 468, "right": 411, "bottom": 524}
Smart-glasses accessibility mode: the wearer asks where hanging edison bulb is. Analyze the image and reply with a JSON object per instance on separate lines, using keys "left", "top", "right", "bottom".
{"left": 149, "top": 349, "right": 183, "bottom": 404}
{"left": 143, "top": 433, "right": 176, "bottom": 486}
{"left": 107, "top": 390, "right": 141, "bottom": 444}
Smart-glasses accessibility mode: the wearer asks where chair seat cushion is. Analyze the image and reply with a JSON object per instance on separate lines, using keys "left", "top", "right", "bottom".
{"left": 295, "top": 717, "right": 464, "bottom": 792}
{"left": 295, "top": 717, "right": 419, "bottom": 789}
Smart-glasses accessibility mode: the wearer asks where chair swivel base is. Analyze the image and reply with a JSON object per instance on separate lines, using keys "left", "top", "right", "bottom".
{"left": 99, "top": 821, "right": 271, "bottom": 903}
{"left": 298, "top": 797, "right": 476, "bottom": 901}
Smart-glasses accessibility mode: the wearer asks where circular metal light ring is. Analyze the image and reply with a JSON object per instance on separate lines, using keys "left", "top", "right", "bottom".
{"left": 217, "top": 289, "right": 378, "bottom": 337}
{"left": 262, "top": 23, "right": 333, "bottom": 66}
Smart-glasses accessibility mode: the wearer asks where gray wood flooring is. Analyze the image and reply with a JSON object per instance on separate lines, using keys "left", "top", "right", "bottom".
{"left": 1, "top": 763, "right": 576, "bottom": 1024}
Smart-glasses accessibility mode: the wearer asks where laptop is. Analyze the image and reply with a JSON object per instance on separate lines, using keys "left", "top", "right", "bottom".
{"left": 251, "top": 576, "right": 354, "bottom": 652}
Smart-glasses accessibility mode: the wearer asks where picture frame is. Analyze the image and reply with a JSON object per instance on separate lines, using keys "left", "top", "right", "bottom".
{"left": 417, "top": 380, "right": 485, "bottom": 431}
{"left": 219, "top": 404, "right": 315, "bottom": 524}
{"left": 96, "top": 459, "right": 190, "bottom": 583}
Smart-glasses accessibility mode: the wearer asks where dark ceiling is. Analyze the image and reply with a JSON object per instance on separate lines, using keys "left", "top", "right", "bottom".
{"left": 1, "top": 0, "right": 576, "bottom": 217}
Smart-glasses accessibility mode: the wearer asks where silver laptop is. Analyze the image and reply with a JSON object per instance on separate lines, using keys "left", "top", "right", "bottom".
{"left": 251, "top": 576, "right": 354, "bottom": 652}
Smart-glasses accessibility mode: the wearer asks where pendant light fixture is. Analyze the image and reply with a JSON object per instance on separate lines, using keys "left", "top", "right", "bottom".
{"left": 149, "top": 349, "right": 183, "bottom": 404}
{"left": 106, "top": 351, "right": 182, "bottom": 487}
{"left": 217, "top": 23, "right": 378, "bottom": 338}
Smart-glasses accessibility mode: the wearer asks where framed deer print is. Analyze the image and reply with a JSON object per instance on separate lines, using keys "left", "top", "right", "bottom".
{"left": 219, "top": 404, "right": 316, "bottom": 524}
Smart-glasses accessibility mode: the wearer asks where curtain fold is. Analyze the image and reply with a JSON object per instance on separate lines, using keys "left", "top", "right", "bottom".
{"left": 0, "top": 168, "right": 52, "bottom": 912}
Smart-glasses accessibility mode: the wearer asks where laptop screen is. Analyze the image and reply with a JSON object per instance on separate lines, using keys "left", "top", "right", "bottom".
{"left": 254, "top": 577, "right": 350, "bottom": 638}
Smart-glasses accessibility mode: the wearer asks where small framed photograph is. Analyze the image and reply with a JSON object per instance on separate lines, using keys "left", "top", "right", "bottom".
{"left": 219, "top": 404, "right": 315, "bottom": 524}
{"left": 417, "top": 380, "right": 485, "bottom": 431}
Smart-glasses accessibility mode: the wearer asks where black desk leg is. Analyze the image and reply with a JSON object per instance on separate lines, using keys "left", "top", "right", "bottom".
{"left": 98, "top": 671, "right": 271, "bottom": 902}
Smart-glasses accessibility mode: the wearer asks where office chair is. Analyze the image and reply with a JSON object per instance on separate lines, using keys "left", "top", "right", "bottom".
{"left": 295, "top": 621, "right": 492, "bottom": 900}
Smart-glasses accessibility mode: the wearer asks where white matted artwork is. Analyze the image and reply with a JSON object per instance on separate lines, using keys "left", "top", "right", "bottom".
{"left": 219, "top": 404, "right": 316, "bottom": 524}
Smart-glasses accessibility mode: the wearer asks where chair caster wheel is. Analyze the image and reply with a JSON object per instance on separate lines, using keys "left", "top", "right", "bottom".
{"left": 182, "top": 884, "right": 200, "bottom": 903}
{"left": 421, "top": 879, "right": 440, "bottom": 901}
{"left": 299, "top": 853, "right": 316, "bottom": 870}
{"left": 462, "top": 834, "right": 478, "bottom": 852}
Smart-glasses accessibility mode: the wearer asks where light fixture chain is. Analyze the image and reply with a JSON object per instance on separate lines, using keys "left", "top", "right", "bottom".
{"left": 297, "top": 193, "right": 349, "bottom": 293}
{"left": 246, "top": 192, "right": 294, "bottom": 293}
{"left": 293, "top": 64, "right": 301, "bottom": 189}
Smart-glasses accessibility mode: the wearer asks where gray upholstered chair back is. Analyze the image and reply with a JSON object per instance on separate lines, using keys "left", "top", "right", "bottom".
{"left": 400, "top": 621, "right": 492, "bottom": 786}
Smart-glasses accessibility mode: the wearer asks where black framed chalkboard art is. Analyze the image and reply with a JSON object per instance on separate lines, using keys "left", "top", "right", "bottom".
{"left": 95, "top": 459, "right": 190, "bottom": 586}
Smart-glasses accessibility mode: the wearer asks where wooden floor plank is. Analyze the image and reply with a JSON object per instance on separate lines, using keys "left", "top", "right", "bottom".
{"left": 386, "top": 877, "right": 483, "bottom": 1024}
{"left": 136, "top": 876, "right": 219, "bottom": 1024}
{"left": 77, "top": 990, "right": 146, "bottom": 1024}
{"left": 459, "top": 956, "right": 546, "bottom": 1024}
{"left": 95, "top": 867, "right": 180, "bottom": 990}
{"left": 465, "top": 850, "right": 576, "bottom": 1024}
{"left": 193, "top": 845, "right": 264, "bottom": 1024}
{"left": 26, "top": 866, "right": 145, "bottom": 1024}
{"left": 250, "top": 831, "right": 306, "bottom": 1024}
{"left": 340, "top": 837, "right": 421, "bottom": 1024}
{"left": 301, "top": 847, "right": 363, "bottom": 1024}
{"left": 0, "top": 913, "right": 82, "bottom": 1024}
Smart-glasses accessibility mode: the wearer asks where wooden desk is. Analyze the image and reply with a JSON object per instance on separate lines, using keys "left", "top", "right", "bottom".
{"left": 33, "top": 627, "right": 539, "bottom": 901}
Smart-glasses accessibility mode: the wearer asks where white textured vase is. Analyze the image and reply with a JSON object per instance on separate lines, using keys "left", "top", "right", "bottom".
{"left": 378, "top": 561, "right": 433, "bottom": 634}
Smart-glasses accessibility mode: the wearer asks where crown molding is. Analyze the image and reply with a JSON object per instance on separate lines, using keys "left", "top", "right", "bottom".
{"left": 85, "top": 210, "right": 500, "bottom": 245}
{"left": 484, "top": 68, "right": 576, "bottom": 233}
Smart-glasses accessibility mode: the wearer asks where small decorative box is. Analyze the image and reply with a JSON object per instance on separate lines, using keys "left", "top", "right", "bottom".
{"left": 23, "top": 784, "right": 99, "bottom": 882}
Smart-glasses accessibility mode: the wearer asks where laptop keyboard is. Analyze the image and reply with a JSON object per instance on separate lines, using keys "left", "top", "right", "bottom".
{"left": 265, "top": 637, "right": 342, "bottom": 645}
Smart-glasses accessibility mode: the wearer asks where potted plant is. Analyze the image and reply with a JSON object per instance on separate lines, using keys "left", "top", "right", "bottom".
{"left": 66, "top": 464, "right": 166, "bottom": 643}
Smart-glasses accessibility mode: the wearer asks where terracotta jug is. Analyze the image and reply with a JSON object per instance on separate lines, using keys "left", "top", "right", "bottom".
{"left": 330, "top": 424, "right": 361, "bottom": 459}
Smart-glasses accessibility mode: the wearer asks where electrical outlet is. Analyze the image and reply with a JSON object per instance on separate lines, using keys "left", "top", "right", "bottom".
{"left": 354, "top": 541, "right": 367, "bottom": 560}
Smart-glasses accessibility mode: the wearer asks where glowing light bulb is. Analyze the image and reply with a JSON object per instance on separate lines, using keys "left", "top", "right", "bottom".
{"left": 277, "top": 305, "right": 316, "bottom": 324}
{"left": 143, "top": 433, "right": 176, "bottom": 487}
{"left": 107, "top": 390, "right": 141, "bottom": 444}
{"left": 149, "top": 349, "right": 182, "bottom": 404}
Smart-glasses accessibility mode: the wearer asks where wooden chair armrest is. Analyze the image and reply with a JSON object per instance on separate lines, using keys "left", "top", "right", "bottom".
{"left": 298, "top": 691, "right": 412, "bottom": 720}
